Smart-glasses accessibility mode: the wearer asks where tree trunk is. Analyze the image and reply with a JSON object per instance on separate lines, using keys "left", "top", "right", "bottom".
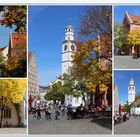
{"left": 95, "top": 85, "right": 101, "bottom": 106}
{"left": 14, "top": 104, "right": 21, "bottom": 127}
{"left": 90, "top": 94, "right": 93, "bottom": 105}
{"left": 0, "top": 107, "right": 4, "bottom": 128}
{"left": 82, "top": 94, "right": 87, "bottom": 107}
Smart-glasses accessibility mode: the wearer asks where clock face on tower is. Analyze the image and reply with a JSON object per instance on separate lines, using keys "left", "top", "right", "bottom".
{"left": 71, "top": 45, "right": 75, "bottom": 51}
{"left": 64, "top": 45, "right": 67, "bottom": 51}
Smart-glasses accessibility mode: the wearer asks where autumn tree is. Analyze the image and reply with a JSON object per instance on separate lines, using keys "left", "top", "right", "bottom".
{"left": 0, "top": 79, "right": 26, "bottom": 128}
{"left": 72, "top": 40, "right": 112, "bottom": 106}
{"left": 125, "top": 29, "right": 140, "bottom": 57}
{"left": 3, "top": 56, "right": 26, "bottom": 77}
{"left": 70, "top": 6, "right": 112, "bottom": 106}
{"left": 79, "top": 6, "right": 112, "bottom": 53}
{"left": 0, "top": 6, "right": 27, "bottom": 32}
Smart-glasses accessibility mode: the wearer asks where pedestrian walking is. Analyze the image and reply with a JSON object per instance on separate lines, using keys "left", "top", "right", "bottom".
{"left": 54, "top": 103, "right": 60, "bottom": 120}
{"left": 48, "top": 106, "right": 52, "bottom": 120}
{"left": 44, "top": 105, "right": 49, "bottom": 120}
{"left": 36, "top": 105, "right": 41, "bottom": 120}
{"left": 32, "top": 106, "right": 37, "bottom": 117}
{"left": 132, "top": 47, "right": 136, "bottom": 59}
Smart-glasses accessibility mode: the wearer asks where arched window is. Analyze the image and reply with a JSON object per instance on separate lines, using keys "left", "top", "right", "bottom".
{"left": 64, "top": 45, "right": 67, "bottom": 51}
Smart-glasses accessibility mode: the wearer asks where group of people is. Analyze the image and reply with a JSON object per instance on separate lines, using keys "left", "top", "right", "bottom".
{"left": 30, "top": 100, "right": 66, "bottom": 120}
{"left": 29, "top": 100, "right": 112, "bottom": 121}
{"left": 66, "top": 104, "right": 112, "bottom": 120}
{"left": 114, "top": 113, "right": 129, "bottom": 125}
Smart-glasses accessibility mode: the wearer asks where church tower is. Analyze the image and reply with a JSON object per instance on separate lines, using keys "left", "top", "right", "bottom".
{"left": 128, "top": 78, "right": 135, "bottom": 105}
{"left": 62, "top": 25, "right": 76, "bottom": 75}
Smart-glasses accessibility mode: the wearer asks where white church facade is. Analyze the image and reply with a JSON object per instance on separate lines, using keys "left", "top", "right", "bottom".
{"left": 62, "top": 25, "right": 84, "bottom": 107}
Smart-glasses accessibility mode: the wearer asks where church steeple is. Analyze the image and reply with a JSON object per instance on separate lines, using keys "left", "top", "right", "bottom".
{"left": 128, "top": 78, "right": 135, "bottom": 105}
{"left": 65, "top": 25, "right": 74, "bottom": 41}
{"left": 62, "top": 25, "right": 76, "bottom": 75}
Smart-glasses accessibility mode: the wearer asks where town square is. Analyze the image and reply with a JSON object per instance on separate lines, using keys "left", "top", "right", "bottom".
{"left": 28, "top": 6, "right": 112, "bottom": 134}
{"left": 114, "top": 6, "right": 140, "bottom": 69}
{"left": 114, "top": 70, "right": 140, "bottom": 134}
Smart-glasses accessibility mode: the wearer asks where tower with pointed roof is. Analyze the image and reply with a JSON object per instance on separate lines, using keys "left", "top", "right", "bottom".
{"left": 62, "top": 25, "right": 76, "bottom": 75}
{"left": 128, "top": 78, "right": 135, "bottom": 105}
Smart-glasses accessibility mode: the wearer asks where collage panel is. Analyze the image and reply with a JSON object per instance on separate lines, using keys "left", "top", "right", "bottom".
{"left": 0, "top": 5, "right": 27, "bottom": 135}
{"left": 28, "top": 5, "right": 112, "bottom": 134}
{"left": 0, "top": 79, "right": 27, "bottom": 134}
{"left": 114, "top": 70, "right": 140, "bottom": 134}
{"left": 0, "top": 5, "right": 27, "bottom": 78}
{"left": 114, "top": 5, "right": 140, "bottom": 69}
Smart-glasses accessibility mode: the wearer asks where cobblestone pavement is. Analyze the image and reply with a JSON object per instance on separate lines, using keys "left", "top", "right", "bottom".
{"left": 28, "top": 112, "right": 112, "bottom": 135}
{"left": 114, "top": 56, "right": 140, "bottom": 69}
{"left": 114, "top": 117, "right": 140, "bottom": 135}
{"left": 0, "top": 128, "right": 27, "bottom": 135}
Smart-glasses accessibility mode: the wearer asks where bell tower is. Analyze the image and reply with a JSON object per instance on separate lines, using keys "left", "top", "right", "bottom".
{"left": 128, "top": 78, "right": 135, "bottom": 105}
{"left": 62, "top": 25, "right": 76, "bottom": 75}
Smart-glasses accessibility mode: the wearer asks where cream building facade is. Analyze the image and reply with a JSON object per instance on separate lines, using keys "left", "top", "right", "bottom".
{"left": 28, "top": 52, "right": 39, "bottom": 103}
{"left": 0, "top": 90, "right": 27, "bottom": 127}
{"left": 0, "top": 46, "right": 9, "bottom": 60}
{"left": 114, "top": 84, "right": 119, "bottom": 115}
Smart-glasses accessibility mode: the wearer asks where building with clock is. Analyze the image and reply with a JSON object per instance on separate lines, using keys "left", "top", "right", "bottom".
{"left": 128, "top": 78, "right": 140, "bottom": 115}
{"left": 62, "top": 25, "right": 84, "bottom": 107}
{"left": 128, "top": 78, "right": 135, "bottom": 105}
{"left": 62, "top": 25, "right": 76, "bottom": 75}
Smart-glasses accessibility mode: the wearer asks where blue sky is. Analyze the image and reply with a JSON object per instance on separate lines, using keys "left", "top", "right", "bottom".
{"left": 114, "top": 70, "right": 140, "bottom": 105}
{"left": 0, "top": 25, "right": 14, "bottom": 48}
{"left": 28, "top": 6, "right": 86, "bottom": 86}
{"left": 114, "top": 6, "right": 140, "bottom": 24}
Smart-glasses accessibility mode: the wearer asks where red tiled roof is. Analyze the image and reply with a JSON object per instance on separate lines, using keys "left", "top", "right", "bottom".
{"left": 11, "top": 33, "right": 27, "bottom": 48}
{"left": 128, "top": 13, "right": 140, "bottom": 25}
{"left": 28, "top": 52, "right": 32, "bottom": 61}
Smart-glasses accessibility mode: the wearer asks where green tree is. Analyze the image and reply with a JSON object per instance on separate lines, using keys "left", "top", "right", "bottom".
{"left": 122, "top": 103, "right": 130, "bottom": 113}
{"left": 45, "top": 81, "right": 64, "bottom": 102}
{"left": 0, "top": 52, "right": 5, "bottom": 76}
{"left": 114, "top": 23, "right": 125, "bottom": 48}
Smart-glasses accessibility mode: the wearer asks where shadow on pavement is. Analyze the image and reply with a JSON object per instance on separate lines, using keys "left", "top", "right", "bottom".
{"left": 90, "top": 117, "right": 112, "bottom": 130}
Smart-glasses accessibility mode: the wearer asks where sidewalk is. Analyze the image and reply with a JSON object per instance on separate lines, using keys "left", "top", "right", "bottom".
{"left": 114, "top": 55, "right": 140, "bottom": 69}
{"left": 0, "top": 128, "right": 27, "bottom": 135}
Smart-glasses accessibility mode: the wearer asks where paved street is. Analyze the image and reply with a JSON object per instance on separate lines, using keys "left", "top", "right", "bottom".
{"left": 28, "top": 112, "right": 112, "bottom": 135}
{"left": 114, "top": 56, "right": 140, "bottom": 69}
{"left": 114, "top": 117, "right": 140, "bottom": 134}
{"left": 0, "top": 128, "right": 27, "bottom": 134}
